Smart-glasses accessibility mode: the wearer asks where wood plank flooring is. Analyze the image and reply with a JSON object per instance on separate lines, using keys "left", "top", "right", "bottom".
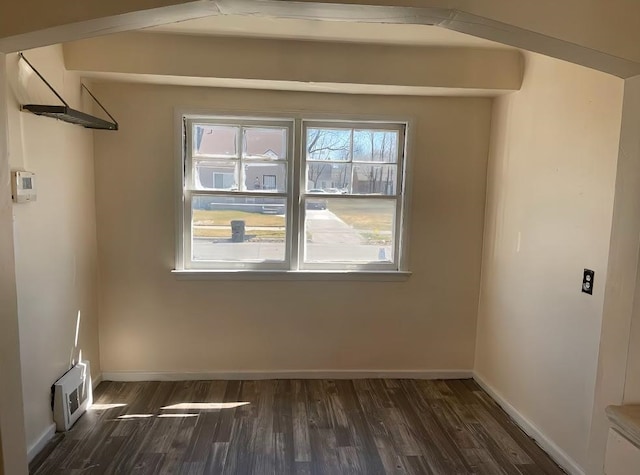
{"left": 30, "top": 379, "right": 565, "bottom": 475}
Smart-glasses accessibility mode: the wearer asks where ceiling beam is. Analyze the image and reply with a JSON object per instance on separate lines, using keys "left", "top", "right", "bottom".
{"left": 215, "top": 0, "right": 640, "bottom": 78}
{"left": 1, "top": 1, "right": 640, "bottom": 77}
{"left": 63, "top": 32, "right": 523, "bottom": 94}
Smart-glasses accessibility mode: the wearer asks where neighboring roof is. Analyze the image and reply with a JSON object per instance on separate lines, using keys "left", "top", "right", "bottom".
{"left": 197, "top": 125, "right": 286, "bottom": 158}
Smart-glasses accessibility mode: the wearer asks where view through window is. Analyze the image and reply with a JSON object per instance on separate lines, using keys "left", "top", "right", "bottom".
{"left": 180, "top": 116, "right": 407, "bottom": 272}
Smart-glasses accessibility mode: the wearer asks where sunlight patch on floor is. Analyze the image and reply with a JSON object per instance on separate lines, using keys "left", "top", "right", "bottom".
{"left": 157, "top": 413, "right": 199, "bottom": 418}
{"left": 161, "top": 402, "right": 249, "bottom": 410}
{"left": 116, "top": 414, "right": 153, "bottom": 419}
{"left": 90, "top": 403, "right": 127, "bottom": 410}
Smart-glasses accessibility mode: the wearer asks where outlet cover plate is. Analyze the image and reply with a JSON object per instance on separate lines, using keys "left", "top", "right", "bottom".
{"left": 583, "top": 269, "right": 594, "bottom": 295}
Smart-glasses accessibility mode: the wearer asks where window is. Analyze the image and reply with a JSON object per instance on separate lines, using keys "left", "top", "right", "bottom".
{"left": 263, "top": 175, "right": 277, "bottom": 190}
{"left": 178, "top": 115, "right": 408, "bottom": 274}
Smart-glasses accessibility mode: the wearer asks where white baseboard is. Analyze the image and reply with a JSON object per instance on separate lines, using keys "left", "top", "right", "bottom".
{"left": 102, "top": 369, "right": 473, "bottom": 382}
{"left": 473, "top": 372, "right": 584, "bottom": 475}
{"left": 27, "top": 423, "right": 55, "bottom": 463}
{"left": 92, "top": 372, "right": 102, "bottom": 390}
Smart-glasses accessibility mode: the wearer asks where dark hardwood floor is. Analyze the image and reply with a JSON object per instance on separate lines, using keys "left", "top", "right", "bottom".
{"left": 30, "top": 379, "right": 565, "bottom": 474}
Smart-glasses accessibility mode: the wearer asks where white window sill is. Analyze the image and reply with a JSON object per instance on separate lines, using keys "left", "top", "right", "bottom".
{"left": 171, "top": 269, "right": 411, "bottom": 281}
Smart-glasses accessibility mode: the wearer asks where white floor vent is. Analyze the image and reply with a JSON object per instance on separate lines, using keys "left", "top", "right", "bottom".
{"left": 52, "top": 361, "right": 92, "bottom": 431}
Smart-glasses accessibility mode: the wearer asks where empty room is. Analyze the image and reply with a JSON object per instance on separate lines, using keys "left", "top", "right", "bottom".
{"left": 2, "top": 2, "right": 640, "bottom": 475}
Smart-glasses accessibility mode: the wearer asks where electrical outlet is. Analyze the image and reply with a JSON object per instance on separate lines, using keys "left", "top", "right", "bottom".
{"left": 582, "top": 269, "right": 594, "bottom": 295}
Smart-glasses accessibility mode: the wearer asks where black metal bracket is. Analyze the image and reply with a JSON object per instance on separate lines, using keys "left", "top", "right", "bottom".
{"left": 18, "top": 53, "right": 118, "bottom": 131}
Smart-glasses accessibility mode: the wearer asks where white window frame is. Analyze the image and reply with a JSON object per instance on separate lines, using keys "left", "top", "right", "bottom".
{"left": 182, "top": 116, "right": 294, "bottom": 271}
{"left": 300, "top": 120, "right": 406, "bottom": 272}
{"left": 176, "top": 113, "right": 410, "bottom": 277}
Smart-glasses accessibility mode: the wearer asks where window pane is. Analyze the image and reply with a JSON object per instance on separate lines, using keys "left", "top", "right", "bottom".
{"left": 193, "top": 125, "right": 238, "bottom": 157}
{"left": 306, "top": 128, "right": 351, "bottom": 161}
{"left": 194, "top": 160, "right": 238, "bottom": 190}
{"left": 243, "top": 162, "right": 287, "bottom": 192}
{"left": 351, "top": 164, "right": 397, "bottom": 195}
{"left": 304, "top": 198, "right": 395, "bottom": 263}
{"left": 353, "top": 130, "right": 399, "bottom": 163}
{"left": 307, "top": 163, "right": 351, "bottom": 192}
{"left": 192, "top": 196, "right": 287, "bottom": 262}
{"left": 243, "top": 127, "right": 287, "bottom": 160}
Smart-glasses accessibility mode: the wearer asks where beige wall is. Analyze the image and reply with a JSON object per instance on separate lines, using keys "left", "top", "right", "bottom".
{"left": 625, "top": 276, "right": 640, "bottom": 402}
{"left": 475, "top": 52, "right": 624, "bottom": 472}
{"left": 6, "top": 45, "right": 101, "bottom": 453}
{"left": 621, "top": 76, "right": 640, "bottom": 405}
{"left": 92, "top": 82, "right": 491, "bottom": 375}
{"left": 585, "top": 74, "right": 640, "bottom": 475}
{"left": 0, "top": 52, "right": 28, "bottom": 475}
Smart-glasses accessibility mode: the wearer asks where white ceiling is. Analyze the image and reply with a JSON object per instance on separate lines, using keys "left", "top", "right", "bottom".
{"left": 146, "top": 14, "right": 513, "bottom": 49}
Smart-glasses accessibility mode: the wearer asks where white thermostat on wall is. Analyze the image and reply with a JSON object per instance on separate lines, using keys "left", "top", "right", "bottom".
{"left": 11, "top": 170, "right": 37, "bottom": 203}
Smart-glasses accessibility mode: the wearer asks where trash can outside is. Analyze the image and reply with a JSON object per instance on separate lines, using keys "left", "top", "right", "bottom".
{"left": 231, "top": 220, "right": 245, "bottom": 242}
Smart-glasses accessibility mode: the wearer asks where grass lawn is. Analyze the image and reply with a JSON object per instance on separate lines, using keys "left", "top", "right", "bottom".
{"left": 193, "top": 203, "right": 393, "bottom": 244}
{"left": 193, "top": 209, "right": 285, "bottom": 227}
{"left": 361, "top": 231, "right": 393, "bottom": 245}
{"left": 328, "top": 200, "right": 394, "bottom": 230}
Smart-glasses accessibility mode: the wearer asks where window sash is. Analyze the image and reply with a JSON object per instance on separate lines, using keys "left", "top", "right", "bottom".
{"left": 300, "top": 121, "right": 405, "bottom": 271}
{"left": 181, "top": 116, "right": 407, "bottom": 272}
{"left": 184, "top": 117, "right": 295, "bottom": 270}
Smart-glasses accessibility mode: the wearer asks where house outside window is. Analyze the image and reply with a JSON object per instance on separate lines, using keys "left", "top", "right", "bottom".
{"left": 178, "top": 115, "right": 409, "bottom": 274}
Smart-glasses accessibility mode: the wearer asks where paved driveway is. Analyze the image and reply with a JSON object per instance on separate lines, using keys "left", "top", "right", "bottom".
{"left": 304, "top": 210, "right": 363, "bottom": 244}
